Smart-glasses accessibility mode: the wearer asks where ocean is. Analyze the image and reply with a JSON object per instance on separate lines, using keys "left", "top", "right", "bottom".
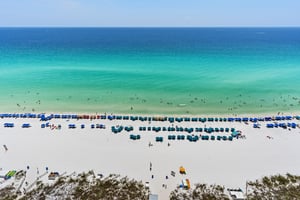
{"left": 0, "top": 28, "right": 300, "bottom": 114}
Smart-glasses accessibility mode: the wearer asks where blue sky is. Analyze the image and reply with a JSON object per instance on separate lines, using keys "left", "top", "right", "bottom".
{"left": 0, "top": 0, "right": 299, "bottom": 27}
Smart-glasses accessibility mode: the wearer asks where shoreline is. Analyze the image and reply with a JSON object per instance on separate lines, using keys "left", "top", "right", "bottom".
{"left": 1, "top": 110, "right": 300, "bottom": 118}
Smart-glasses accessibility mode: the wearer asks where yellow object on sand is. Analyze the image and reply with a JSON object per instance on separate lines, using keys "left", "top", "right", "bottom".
{"left": 186, "top": 179, "right": 191, "bottom": 189}
{"left": 179, "top": 166, "right": 186, "bottom": 174}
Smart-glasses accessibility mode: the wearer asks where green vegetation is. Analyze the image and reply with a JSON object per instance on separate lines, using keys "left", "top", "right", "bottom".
{"left": 170, "top": 183, "right": 230, "bottom": 200}
{"left": 0, "top": 171, "right": 149, "bottom": 200}
{"left": 246, "top": 173, "right": 300, "bottom": 200}
{"left": 0, "top": 172, "right": 299, "bottom": 200}
{"left": 0, "top": 186, "right": 17, "bottom": 200}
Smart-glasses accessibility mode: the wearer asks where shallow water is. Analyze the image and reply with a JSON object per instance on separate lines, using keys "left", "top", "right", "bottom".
{"left": 0, "top": 28, "right": 300, "bottom": 114}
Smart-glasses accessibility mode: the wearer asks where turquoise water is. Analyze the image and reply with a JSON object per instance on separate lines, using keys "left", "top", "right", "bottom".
{"left": 0, "top": 28, "right": 300, "bottom": 114}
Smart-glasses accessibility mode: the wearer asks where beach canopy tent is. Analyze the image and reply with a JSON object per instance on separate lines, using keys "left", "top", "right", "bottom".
{"left": 200, "top": 118, "right": 207, "bottom": 122}
{"left": 242, "top": 118, "right": 249, "bottom": 122}
{"left": 235, "top": 118, "right": 242, "bottom": 122}
{"left": 253, "top": 124, "right": 260, "bottom": 128}
{"left": 4, "top": 123, "right": 14, "bottom": 128}
{"left": 288, "top": 123, "right": 297, "bottom": 128}
{"left": 108, "top": 115, "right": 115, "bottom": 120}
{"left": 54, "top": 114, "right": 61, "bottom": 119}
{"left": 286, "top": 116, "right": 292, "bottom": 120}
{"left": 130, "top": 134, "right": 140, "bottom": 140}
{"left": 201, "top": 135, "right": 209, "bottom": 140}
{"left": 265, "top": 117, "right": 272, "bottom": 121}
{"left": 231, "top": 131, "right": 241, "bottom": 137}
{"left": 168, "top": 117, "right": 175, "bottom": 123}
{"left": 22, "top": 123, "right": 31, "bottom": 128}
{"left": 68, "top": 124, "right": 76, "bottom": 129}
{"left": 228, "top": 118, "right": 234, "bottom": 122}
{"left": 175, "top": 117, "right": 183, "bottom": 122}
{"left": 155, "top": 137, "right": 163, "bottom": 142}
{"left": 124, "top": 126, "right": 133, "bottom": 132}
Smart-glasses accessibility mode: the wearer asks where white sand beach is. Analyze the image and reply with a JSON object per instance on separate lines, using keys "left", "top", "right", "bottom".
{"left": 1, "top": 113, "right": 300, "bottom": 199}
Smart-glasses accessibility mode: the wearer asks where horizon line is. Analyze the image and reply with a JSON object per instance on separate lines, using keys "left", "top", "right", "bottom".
{"left": 0, "top": 26, "right": 300, "bottom": 28}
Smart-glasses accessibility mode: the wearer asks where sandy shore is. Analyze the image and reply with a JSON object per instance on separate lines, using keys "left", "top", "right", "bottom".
{"left": 1, "top": 113, "right": 300, "bottom": 199}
